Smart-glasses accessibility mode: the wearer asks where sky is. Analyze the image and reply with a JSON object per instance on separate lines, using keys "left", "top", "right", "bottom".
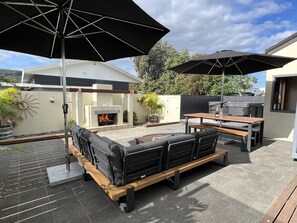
{"left": 0, "top": 0, "right": 297, "bottom": 89}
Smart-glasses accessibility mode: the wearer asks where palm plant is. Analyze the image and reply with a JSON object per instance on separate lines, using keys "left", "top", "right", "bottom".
{"left": 138, "top": 92, "right": 163, "bottom": 117}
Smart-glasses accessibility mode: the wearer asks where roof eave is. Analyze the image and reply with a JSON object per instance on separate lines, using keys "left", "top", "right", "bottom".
{"left": 265, "top": 32, "right": 297, "bottom": 55}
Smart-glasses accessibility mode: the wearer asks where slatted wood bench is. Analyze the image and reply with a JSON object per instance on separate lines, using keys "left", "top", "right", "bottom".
{"left": 260, "top": 175, "right": 297, "bottom": 223}
{"left": 69, "top": 144, "right": 228, "bottom": 212}
{"left": 189, "top": 124, "right": 249, "bottom": 151}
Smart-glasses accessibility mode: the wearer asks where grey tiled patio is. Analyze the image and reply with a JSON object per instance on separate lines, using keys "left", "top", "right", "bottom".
{"left": 1, "top": 123, "right": 297, "bottom": 223}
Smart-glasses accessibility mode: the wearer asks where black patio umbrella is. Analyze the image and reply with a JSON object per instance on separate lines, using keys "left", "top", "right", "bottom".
{"left": 170, "top": 50, "right": 296, "bottom": 108}
{"left": 0, "top": 0, "right": 169, "bottom": 170}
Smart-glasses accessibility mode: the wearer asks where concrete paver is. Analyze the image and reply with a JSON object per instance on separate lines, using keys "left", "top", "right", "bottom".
{"left": 1, "top": 123, "right": 297, "bottom": 222}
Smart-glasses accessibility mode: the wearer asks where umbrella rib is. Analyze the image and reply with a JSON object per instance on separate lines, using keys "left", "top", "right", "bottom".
{"left": 205, "top": 60, "right": 221, "bottom": 74}
{"left": 175, "top": 60, "right": 206, "bottom": 73}
{"left": 22, "top": 21, "right": 55, "bottom": 35}
{"left": 69, "top": 11, "right": 146, "bottom": 54}
{"left": 249, "top": 57, "right": 283, "bottom": 68}
{"left": 44, "top": 0, "right": 58, "bottom": 6}
{"left": 229, "top": 58, "right": 244, "bottom": 75}
{"left": 1, "top": 1, "right": 55, "bottom": 8}
{"left": 1, "top": 2, "right": 56, "bottom": 35}
{"left": 62, "top": 0, "right": 73, "bottom": 35}
{"left": 225, "top": 56, "right": 247, "bottom": 68}
{"left": 66, "top": 13, "right": 105, "bottom": 61}
{"left": 29, "top": 0, "right": 55, "bottom": 30}
{"left": 50, "top": 13, "right": 60, "bottom": 58}
{"left": 69, "top": 8, "right": 167, "bottom": 32}
{"left": 62, "top": 0, "right": 71, "bottom": 7}
{"left": 66, "top": 31, "right": 105, "bottom": 38}
{"left": 204, "top": 60, "right": 222, "bottom": 68}
{"left": 0, "top": 7, "right": 57, "bottom": 34}
{"left": 66, "top": 17, "right": 105, "bottom": 37}
{"left": 105, "top": 31, "right": 146, "bottom": 54}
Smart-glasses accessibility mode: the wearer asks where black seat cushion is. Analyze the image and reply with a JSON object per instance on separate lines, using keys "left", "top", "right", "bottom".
{"left": 163, "top": 134, "right": 196, "bottom": 170}
{"left": 122, "top": 139, "right": 167, "bottom": 185}
{"left": 89, "top": 135, "right": 124, "bottom": 187}
{"left": 191, "top": 128, "right": 218, "bottom": 158}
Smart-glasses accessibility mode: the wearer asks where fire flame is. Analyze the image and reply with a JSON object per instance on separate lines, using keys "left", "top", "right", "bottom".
{"left": 99, "top": 114, "right": 110, "bottom": 123}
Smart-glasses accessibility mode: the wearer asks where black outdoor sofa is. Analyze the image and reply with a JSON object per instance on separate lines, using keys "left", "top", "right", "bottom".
{"left": 69, "top": 123, "right": 228, "bottom": 212}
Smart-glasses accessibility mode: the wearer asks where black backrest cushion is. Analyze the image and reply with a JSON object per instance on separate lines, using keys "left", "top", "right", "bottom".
{"left": 164, "top": 134, "right": 196, "bottom": 170}
{"left": 191, "top": 128, "right": 218, "bottom": 158}
{"left": 69, "top": 123, "right": 81, "bottom": 149}
{"left": 79, "top": 128, "right": 93, "bottom": 163}
{"left": 193, "top": 128, "right": 218, "bottom": 139}
{"left": 89, "top": 135, "right": 124, "bottom": 187}
{"left": 122, "top": 139, "right": 167, "bottom": 185}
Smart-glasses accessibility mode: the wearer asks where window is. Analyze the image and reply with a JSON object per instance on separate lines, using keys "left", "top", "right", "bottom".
{"left": 271, "top": 76, "right": 297, "bottom": 112}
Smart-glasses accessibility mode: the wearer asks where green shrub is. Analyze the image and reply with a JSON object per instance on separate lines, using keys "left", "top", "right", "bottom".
{"left": 123, "top": 110, "right": 138, "bottom": 124}
{"left": 67, "top": 118, "right": 76, "bottom": 128}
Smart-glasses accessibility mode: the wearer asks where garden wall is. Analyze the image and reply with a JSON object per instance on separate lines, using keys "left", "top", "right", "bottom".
{"left": 12, "top": 90, "right": 264, "bottom": 137}
{"left": 13, "top": 91, "right": 65, "bottom": 136}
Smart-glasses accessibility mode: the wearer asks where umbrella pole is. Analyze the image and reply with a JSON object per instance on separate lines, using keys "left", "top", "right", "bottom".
{"left": 61, "top": 36, "right": 70, "bottom": 171}
{"left": 220, "top": 68, "right": 225, "bottom": 108}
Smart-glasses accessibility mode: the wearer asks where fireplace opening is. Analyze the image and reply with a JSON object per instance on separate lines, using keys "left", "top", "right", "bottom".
{"left": 98, "top": 113, "right": 117, "bottom": 126}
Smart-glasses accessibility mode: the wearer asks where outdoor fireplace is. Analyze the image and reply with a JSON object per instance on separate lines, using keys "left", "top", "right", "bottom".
{"left": 85, "top": 105, "right": 123, "bottom": 128}
{"left": 98, "top": 113, "right": 117, "bottom": 126}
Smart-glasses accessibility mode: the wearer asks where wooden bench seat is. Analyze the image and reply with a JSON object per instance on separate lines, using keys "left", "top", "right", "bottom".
{"left": 69, "top": 143, "right": 228, "bottom": 211}
{"left": 189, "top": 124, "right": 249, "bottom": 151}
{"left": 260, "top": 175, "right": 297, "bottom": 223}
{"left": 189, "top": 123, "right": 248, "bottom": 137}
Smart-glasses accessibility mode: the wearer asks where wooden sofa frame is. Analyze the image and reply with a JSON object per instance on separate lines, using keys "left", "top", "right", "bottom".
{"left": 69, "top": 142, "right": 228, "bottom": 212}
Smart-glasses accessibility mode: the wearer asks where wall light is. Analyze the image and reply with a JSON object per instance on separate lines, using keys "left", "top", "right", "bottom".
{"left": 50, "top": 96, "right": 55, "bottom": 103}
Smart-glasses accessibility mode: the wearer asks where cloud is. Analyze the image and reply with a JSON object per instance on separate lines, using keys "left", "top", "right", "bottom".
{"left": 0, "top": 50, "right": 12, "bottom": 61}
{"left": 108, "top": 58, "right": 136, "bottom": 76}
{"left": 134, "top": 0, "right": 296, "bottom": 54}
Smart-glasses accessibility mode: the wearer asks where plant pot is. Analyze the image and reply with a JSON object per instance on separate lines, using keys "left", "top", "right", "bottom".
{"left": 0, "top": 125, "right": 13, "bottom": 140}
{"left": 146, "top": 115, "right": 159, "bottom": 123}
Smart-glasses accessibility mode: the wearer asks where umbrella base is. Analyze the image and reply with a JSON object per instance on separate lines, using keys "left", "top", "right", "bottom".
{"left": 47, "top": 162, "right": 84, "bottom": 187}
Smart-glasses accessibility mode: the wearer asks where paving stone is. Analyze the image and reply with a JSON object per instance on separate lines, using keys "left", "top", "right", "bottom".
{"left": 1, "top": 124, "right": 297, "bottom": 223}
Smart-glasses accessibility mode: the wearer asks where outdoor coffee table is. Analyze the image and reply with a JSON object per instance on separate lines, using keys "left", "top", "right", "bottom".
{"left": 135, "top": 133, "right": 180, "bottom": 144}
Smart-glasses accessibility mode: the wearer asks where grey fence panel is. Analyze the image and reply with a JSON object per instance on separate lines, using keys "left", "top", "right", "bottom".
{"left": 180, "top": 95, "right": 220, "bottom": 119}
{"left": 180, "top": 95, "right": 264, "bottom": 119}
{"left": 223, "top": 96, "right": 264, "bottom": 102}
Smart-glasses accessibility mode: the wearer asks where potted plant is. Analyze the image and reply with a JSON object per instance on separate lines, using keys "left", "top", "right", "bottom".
{"left": 138, "top": 92, "right": 163, "bottom": 123}
{"left": 0, "top": 87, "right": 22, "bottom": 139}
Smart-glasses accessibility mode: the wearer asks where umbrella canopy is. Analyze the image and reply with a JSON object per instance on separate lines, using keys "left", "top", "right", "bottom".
{"left": 0, "top": 0, "right": 169, "bottom": 60}
{"left": 0, "top": 0, "right": 169, "bottom": 170}
{"left": 170, "top": 50, "right": 296, "bottom": 106}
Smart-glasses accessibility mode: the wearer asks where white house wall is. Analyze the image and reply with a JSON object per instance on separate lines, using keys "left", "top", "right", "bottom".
{"left": 25, "top": 61, "right": 141, "bottom": 83}
{"left": 264, "top": 40, "right": 297, "bottom": 142}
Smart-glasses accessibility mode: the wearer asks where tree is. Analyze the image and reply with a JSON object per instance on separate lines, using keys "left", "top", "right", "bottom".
{"left": 132, "top": 41, "right": 258, "bottom": 95}
{"left": 160, "top": 48, "right": 190, "bottom": 94}
{"left": 209, "top": 75, "right": 258, "bottom": 96}
{"left": 133, "top": 41, "right": 172, "bottom": 80}
{"left": 183, "top": 74, "right": 213, "bottom": 95}
{"left": 0, "top": 69, "right": 22, "bottom": 87}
